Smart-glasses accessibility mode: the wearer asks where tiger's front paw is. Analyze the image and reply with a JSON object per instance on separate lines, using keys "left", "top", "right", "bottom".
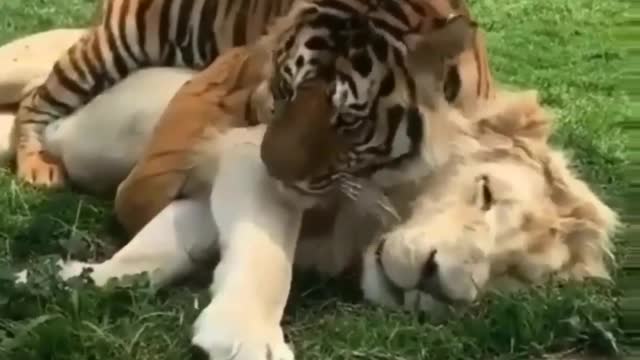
{"left": 191, "top": 298, "right": 294, "bottom": 360}
{"left": 17, "top": 150, "right": 67, "bottom": 188}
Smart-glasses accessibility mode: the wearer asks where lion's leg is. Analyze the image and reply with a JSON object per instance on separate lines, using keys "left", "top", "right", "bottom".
{"left": 41, "top": 68, "right": 195, "bottom": 195}
{"left": 191, "top": 126, "right": 307, "bottom": 360}
{"left": 58, "top": 197, "right": 218, "bottom": 288}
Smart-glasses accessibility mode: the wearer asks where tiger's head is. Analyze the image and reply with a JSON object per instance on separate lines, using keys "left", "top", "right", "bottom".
{"left": 259, "top": 0, "right": 486, "bottom": 199}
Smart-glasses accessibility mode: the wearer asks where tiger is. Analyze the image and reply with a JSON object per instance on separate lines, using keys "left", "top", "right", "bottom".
{"left": 11, "top": 1, "right": 496, "bottom": 358}
{"left": 13, "top": 0, "right": 494, "bottom": 189}
{"left": 105, "top": 0, "right": 495, "bottom": 236}
{"left": 108, "top": 2, "right": 498, "bottom": 358}
{"left": 253, "top": 0, "right": 494, "bottom": 198}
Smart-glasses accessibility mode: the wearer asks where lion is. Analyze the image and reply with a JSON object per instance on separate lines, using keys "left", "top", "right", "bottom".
{"left": 4, "top": 69, "right": 607, "bottom": 301}
{"left": 38, "top": 74, "right": 619, "bottom": 316}
{"left": 359, "top": 93, "right": 619, "bottom": 310}
{"left": 0, "top": 28, "right": 87, "bottom": 107}
{"left": 42, "top": 67, "right": 197, "bottom": 195}
{"left": 6, "top": 79, "right": 619, "bottom": 360}
{"left": 2, "top": 66, "right": 617, "bottom": 292}
{"left": 1, "top": 22, "right": 619, "bottom": 358}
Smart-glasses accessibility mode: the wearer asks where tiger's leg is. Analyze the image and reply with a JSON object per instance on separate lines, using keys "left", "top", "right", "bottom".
{"left": 191, "top": 126, "right": 309, "bottom": 360}
{"left": 58, "top": 197, "right": 218, "bottom": 287}
{"left": 15, "top": 0, "right": 179, "bottom": 187}
{"left": 112, "top": 88, "right": 216, "bottom": 236}
{"left": 14, "top": 26, "right": 137, "bottom": 187}
{"left": 114, "top": 166, "right": 191, "bottom": 237}
{"left": 112, "top": 44, "right": 268, "bottom": 237}
{"left": 15, "top": 93, "right": 69, "bottom": 188}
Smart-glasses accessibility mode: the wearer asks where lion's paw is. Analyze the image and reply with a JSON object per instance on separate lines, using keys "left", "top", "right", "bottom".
{"left": 191, "top": 300, "right": 294, "bottom": 360}
{"left": 57, "top": 259, "right": 95, "bottom": 282}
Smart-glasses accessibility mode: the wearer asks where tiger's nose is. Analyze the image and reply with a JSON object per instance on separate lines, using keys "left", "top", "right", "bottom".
{"left": 260, "top": 78, "right": 339, "bottom": 184}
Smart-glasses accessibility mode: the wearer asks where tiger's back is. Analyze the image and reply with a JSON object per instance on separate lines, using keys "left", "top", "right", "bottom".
{"left": 14, "top": 0, "right": 495, "bottom": 190}
{"left": 112, "top": 0, "right": 498, "bottom": 235}
{"left": 14, "top": 0, "right": 297, "bottom": 187}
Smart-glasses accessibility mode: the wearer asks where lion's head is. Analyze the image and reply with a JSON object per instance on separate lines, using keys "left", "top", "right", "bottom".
{"left": 359, "top": 90, "right": 619, "bottom": 310}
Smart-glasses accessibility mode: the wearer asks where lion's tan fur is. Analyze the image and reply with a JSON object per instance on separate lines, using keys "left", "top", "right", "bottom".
{"left": 352, "top": 89, "right": 619, "bottom": 307}
{"left": 471, "top": 90, "right": 617, "bottom": 281}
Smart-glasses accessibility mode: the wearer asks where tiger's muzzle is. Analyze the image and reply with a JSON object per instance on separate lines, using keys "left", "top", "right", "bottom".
{"left": 260, "top": 78, "right": 347, "bottom": 196}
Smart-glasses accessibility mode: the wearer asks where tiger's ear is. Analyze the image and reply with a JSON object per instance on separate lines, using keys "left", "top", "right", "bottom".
{"left": 406, "top": 15, "right": 477, "bottom": 60}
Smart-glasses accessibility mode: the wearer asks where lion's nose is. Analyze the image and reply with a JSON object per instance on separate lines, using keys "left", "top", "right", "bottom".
{"left": 190, "top": 344, "right": 209, "bottom": 360}
{"left": 422, "top": 250, "right": 438, "bottom": 279}
{"left": 417, "top": 250, "right": 450, "bottom": 303}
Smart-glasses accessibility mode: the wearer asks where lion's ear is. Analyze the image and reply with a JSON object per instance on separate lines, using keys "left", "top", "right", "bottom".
{"left": 406, "top": 15, "right": 477, "bottom": 60}
{"left": 544, "top": 150, "right": 619, "bottom": 233}
{"left": 555, "top": 217, "right": 612, "bottom": 280}
{"left": 544, "top": 148, "right": 618, "bottom": 281}
{"left": 557, "top": 218, "right": 605, "bottom": 245}
{"left": 473, "top": 91, "right": 553, "bottom": 145}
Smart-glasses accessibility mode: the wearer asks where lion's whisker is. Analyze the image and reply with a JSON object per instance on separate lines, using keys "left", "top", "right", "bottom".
{"left": 470, "top": 275, "right": 481, "bottom": 294}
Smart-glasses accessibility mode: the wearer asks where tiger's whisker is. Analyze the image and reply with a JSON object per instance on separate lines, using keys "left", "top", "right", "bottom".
{"left": 375, "top": 199, "right": 401, "bottom": 222}
{"left": 338, "top": 183, "right": 360, "bottom": 201}
{"left": 337, "top": 176, "right": 401, "bottom": 227}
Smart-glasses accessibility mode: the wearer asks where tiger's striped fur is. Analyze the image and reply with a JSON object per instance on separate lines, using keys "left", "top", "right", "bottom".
{"left": 259, "top": 0, "right": 495, "bottom": 195}
{"left": 14, "top": 0, "right": 494, "bottom": 189}
{"left": 15, "top": 0, "right": 297, "bottom": 186}
{"left": 110, "top": 0, "right": 494, "bottom": 236}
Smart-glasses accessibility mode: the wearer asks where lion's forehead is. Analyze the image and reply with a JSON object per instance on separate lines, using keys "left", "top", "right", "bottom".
{"left": 485, "top": 162, "right": 544, "bottom": 194}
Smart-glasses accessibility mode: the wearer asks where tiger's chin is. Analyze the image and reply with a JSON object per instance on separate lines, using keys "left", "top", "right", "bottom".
{"left": 274, "top": 180, "right": 324, "bottom": 210}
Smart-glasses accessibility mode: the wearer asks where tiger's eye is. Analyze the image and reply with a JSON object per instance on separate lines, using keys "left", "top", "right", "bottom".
{"left": 271, "top": 76, "right": 293, "bottom": 101}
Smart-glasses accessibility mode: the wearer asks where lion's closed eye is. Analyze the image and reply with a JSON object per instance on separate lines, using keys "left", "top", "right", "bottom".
{"left": 473, "top": 175, "right": 494, "bottom": 211}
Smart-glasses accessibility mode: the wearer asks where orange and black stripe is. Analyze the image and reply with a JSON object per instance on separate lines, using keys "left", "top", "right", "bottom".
{"left": 16, "top": 0, "right": 296, "bottom": 148}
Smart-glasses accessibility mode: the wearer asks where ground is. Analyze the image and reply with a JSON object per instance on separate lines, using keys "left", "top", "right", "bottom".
{"left": 0, "top": 0, "right": 634, "bottom": 359}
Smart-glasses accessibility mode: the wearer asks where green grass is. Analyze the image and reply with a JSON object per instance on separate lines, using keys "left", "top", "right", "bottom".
{"left": 0, "top": 0, "right": 634, "bottom": 359}
{"left": 615, "top": 3, "right": 639, "bottom": 352}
